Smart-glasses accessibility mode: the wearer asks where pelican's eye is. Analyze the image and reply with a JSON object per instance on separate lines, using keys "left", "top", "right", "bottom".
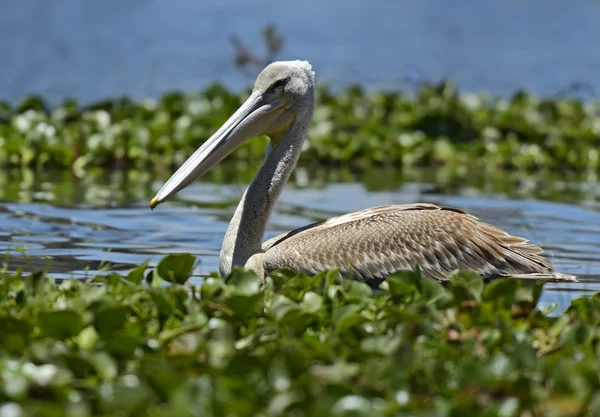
{"left": 271, "top": 78, "right": 287, "bottom": 91}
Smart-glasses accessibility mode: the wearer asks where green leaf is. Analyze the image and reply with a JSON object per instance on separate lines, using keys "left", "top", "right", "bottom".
{"left": 126, "top": 260, "right": 148, "bottom": 284}
{"left": 384, "top": 270, "right": 420, "bottom": 298}
{"left": 0, "top": 316, "right": 32, "bottom": 336}
{"left": 420, "top": 276, "right": 445, "bottom": 301}
{"left": 149, "top": 288, "right": 175, "bottom": 318}
{"left": 140, "top": 355, "right": 185, "bottom": 401}
{"left": 0, "top": 316, "right": 33, "bottom": 353}
{"left": 88, "top": 351, "right": 118, "bottom": 381}
{"left": 38, "top": 309, "right": 85, "bottom": 339}
{"left": 218, "top": 269, "right": 263, "bottom": 317}
{"left": 270, "top": 295, "right": 299, "bottom": 322}
{"left": 449, "top": 270, "right": 484, "bottom": 303}
{"left": 147, "top": 268, "right": 162, "bottom": 287}
{"left": 563, "top": 324, "right": 592, "bottom": 346}
{"left": 334, "top": 304, "right": 363, "bottom": 333}
{"left": 155, "top": 253, "right": 196, "bottom": 284}
{"left": 360, "top": 334, "right": 401, "bottom": 355}
{"left": 483, "top": 278, "right": 520, "bottom": 307}
{"left": 269, "top": 269, "right": 299, "bottom": 289}
{"left": 25, "top": 269, "right": 46, "bottom": 295}
{"left": 311, "top": 362, "right": 361, "bottom": 384}
{"left": 280, "top": 309, "right": 315, "bottom": 334}
{"left": 301, "top": 292, "right": 323, "bottom": 313}
{"left": 226, "top": 268, "right": 261, "bottom": 297}
{"left": 103, "top": 333, "right": 143, "bottom": 358}
{"left": 269, "top": 294, "right": 315, "bottom": 333}
{"left": 331, "top": 395, "right": 379, "bottom": 417}
{"left": 268, "top": 392, "right": 304, "bottom": 415}
{"left": 341, "top": 280, "right": 372, "bottom": 300}
{"left": 76, "top": 326, "right": 100, "bottom": 350}
{"left": 93, "top": 305, "right": 131, "bottom": 335}
{"left": 224, "top": 294, "right": 261, "bottom": 318}
{"left": 200, "top": 277, "right": 225, "bottom": 300}
{"left": 65, "top": 352, "right": 96, "bottom": 378}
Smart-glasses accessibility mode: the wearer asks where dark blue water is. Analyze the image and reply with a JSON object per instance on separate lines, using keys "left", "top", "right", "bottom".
{"left": 1, "top": 0, "right": 599, "bottom": 103}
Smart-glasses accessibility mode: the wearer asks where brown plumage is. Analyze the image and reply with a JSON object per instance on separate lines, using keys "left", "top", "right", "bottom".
{"left": 260, "top": 203, "right": 575, "bottom": 283}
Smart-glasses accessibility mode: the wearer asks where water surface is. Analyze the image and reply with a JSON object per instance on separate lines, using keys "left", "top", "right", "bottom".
{"left": 1, "top": 0, "right": 599, "bottom": 103}
{"left": 0, "top": 164, "right": 599, "bottom": 314}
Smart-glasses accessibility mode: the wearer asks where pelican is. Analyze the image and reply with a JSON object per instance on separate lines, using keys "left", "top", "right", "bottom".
{"left": 150, "top": 60, "right": 576, "bottom": 283}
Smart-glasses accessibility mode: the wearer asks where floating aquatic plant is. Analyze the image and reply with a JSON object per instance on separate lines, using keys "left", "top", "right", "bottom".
{"left": 1, "top": 82, "right": 599, "bottom": 172}
{"left": 0, "top": 254, "right": 599, "bottom": 416}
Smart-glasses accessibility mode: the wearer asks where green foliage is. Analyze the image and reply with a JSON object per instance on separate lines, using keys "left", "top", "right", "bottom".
{"left": 0, "top": 258, "right": 599, "bottom": 416}
{"left": 154, "top": 254, "right": 196, "bottom": 284}
{"left": 1, "top": 82, "right": 600, "bottom": 171}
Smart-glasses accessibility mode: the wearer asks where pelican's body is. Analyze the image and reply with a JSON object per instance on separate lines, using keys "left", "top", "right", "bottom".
{"left": 151, "top": 61, "right": 575, "bottom": 283}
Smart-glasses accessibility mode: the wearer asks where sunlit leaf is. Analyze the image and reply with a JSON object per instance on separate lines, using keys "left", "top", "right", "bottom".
{"left": 126, "top": 260, "right": 148, "bottom": 285}
{"left": 226, "top": 268, "right": 261, "bottom": 297}
{"left": 341, "top": 280, "right": 372, "bottom": 300}
{"left": 200, "top": 277, "right": 225, "bottom": 300}
{"left": 301, "top": 292, "right": 323, "bottom": 313}
{"left": 155, "top": 253, "right": 196, "bottom": 284}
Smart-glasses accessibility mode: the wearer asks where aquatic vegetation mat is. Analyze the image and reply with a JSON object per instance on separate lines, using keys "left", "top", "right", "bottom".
{"left": 0, "top": 254, "right": 599, "bottom": 416}
{"left": 1, "top": 82, "right": 600, "bottom": 172}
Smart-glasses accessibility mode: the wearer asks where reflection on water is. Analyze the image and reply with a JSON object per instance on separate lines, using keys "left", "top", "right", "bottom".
{"left": 0, "top": 162, "right": 599, "bottom": 314}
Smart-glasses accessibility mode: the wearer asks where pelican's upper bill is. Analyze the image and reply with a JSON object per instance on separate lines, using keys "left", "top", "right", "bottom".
{"left": 150, "top": 60, "right": 314, "bottom": 209}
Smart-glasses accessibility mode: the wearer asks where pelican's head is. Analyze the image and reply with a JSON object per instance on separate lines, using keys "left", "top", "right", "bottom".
{"left": 150, "top": 60, "right": 315, "bottom": 210}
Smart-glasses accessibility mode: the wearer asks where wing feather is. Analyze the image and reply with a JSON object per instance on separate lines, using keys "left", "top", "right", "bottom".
{"left": 261, "top": 204, "right": 560, "bottom": 282}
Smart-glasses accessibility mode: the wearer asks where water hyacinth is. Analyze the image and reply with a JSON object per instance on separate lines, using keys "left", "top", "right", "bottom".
{"left": 0, "top": 254, "right": 600, "bottom": 416}
{"left": 0, "top": 82, "right": 599, "bottom": 172}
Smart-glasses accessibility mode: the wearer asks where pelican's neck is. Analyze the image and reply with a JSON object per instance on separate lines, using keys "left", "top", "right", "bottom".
{"left": 219, "top": 114, "right": 310, "bottom": 277}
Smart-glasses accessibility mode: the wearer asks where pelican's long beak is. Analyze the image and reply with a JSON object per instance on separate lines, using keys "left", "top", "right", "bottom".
{"left": 150, "top": 91, "right": 287, "bottom": 209}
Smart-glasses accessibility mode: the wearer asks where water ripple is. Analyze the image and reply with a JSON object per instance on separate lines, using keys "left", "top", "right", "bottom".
{"left": 1, "top": 172, "right": 600, "bottom": 315}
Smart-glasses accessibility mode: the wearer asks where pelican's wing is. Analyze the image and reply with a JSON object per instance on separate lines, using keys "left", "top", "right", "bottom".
{"left": 262, "top": 203, "right": 570, "bottom": 282}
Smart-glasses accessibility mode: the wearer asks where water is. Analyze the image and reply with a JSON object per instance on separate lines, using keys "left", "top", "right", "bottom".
{"left": 1, "top": 0, "right": 600, "bottom": 103}
{"left": 0, "top": 164, "right": 599, "bottom": 314}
